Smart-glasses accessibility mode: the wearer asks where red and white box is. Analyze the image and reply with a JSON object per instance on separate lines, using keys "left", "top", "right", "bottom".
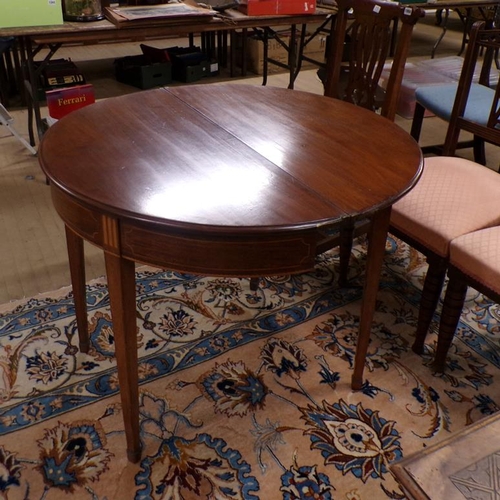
{"left": 45, "top": 84, "right": 95, "bottom": 120}
{"left": 238, "top": 0, "right": 316, "bottom": 16}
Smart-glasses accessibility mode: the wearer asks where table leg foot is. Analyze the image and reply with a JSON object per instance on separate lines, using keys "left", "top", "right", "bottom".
{"left": 127, "top": 446, "right": 142, "bottom": 464}
{"left": 79, "top": 340, "right": 90, "bottom": 354}
{"left": 351, "top": 374, "right": 363, "bottom": 391}
{"left": 79, "top": 339, "right": 90, "bottom": 354}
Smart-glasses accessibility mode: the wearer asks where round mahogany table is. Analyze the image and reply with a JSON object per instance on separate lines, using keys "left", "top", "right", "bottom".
{"left": 38, "top": 84, "right": 423, "bottom": 462}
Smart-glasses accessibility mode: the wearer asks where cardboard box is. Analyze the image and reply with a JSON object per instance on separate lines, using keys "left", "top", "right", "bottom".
{"left": 238, "top": 0, "right": 316, "bottom": 16}
{"left": 114, "top": 55, "right": 172, "bottom": 89}
{"left": 0, "top": 0, "right": 63, "bottom": 28}
{"left": 300, "top": 33, "right": 327, "bottom": 68}
{"left": 236, "top": 31, "right": 326, "bottom": 75}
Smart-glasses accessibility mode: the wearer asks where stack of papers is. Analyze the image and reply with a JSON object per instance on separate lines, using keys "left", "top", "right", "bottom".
{"left": 104, "top": 1, "right": 216, "bottom": 27}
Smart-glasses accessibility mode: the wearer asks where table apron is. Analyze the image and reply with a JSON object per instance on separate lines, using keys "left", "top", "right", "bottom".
{"left": 51, "top": 186, "right": 320, "bottom": 276}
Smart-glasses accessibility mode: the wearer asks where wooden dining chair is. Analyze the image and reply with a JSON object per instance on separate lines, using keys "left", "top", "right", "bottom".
{"left": 433, "top": 225, "right": 500, "bottom": 373}
{"left": 319, "top": 0, "right": 424, "bottom": 284}
{"left": 455, "top": 5, "right": 497, "bottom": 57}
{"left": 390, "top": 156, "right": 500, "bottom": 360}
{"left": 323, "top": 0, "right": 424, "bottom": 120}
{"left": 410, "top": 21, "right": 500, "bottom": 167}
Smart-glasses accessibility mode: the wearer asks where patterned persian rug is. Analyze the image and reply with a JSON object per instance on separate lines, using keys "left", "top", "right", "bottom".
{"left": 1, "top": 236, "right": 499, "bottom": 500}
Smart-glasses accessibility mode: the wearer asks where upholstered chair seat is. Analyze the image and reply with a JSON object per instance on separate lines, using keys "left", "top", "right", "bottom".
{"left": 410, "top": 22, "right": 500, "bottom": 167}
{"left": 434, "top": 226, "right": 500, "bottom": 372}
{"left": 389, "top": 156, "right": 500, "bottom": 355}
{"left": 450, "top": 227, "right": 500, "bottom": 289}
{"left": 415, "top": 83, "right": 496, "bottom": 126}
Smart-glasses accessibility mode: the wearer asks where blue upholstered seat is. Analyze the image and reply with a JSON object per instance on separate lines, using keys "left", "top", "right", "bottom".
{"left": 410, "top": 21, "right": 500, "bottom": 167}
{"left": 415, "top": 83, "right": 496, "bottom": 125}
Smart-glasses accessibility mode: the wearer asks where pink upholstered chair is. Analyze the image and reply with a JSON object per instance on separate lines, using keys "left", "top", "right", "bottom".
{"left": 389, "top": 156, "right": 500, "bottom": 357}
{"left": 433, "top": 226, "right": 500, "bottom": 372}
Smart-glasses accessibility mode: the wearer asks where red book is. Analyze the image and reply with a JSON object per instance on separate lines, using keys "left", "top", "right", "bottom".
{"left": 45, "top": 84, "right": 95, "bottom": 120}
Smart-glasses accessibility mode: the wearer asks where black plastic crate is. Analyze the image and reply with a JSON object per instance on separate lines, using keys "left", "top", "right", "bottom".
{"left": 168, "top": 46, "right": 218, "bottom": 83}
{"left": 33, "top": 58, "right": 86, "bottom": 101}
{"left": 114, "top": 55, "right": 172, "bottom": 90}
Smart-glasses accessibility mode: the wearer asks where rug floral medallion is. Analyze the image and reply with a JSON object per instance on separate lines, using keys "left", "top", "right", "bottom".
{"left": 0, "top": 236, "right": 499, "bottom": 500}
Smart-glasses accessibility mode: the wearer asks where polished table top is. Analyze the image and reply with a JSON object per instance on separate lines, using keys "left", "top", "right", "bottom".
{"left": 39, "top": 84, "right": 423, "bottom": 461}
{"left": 40, "top": 84, "right": 420, "bottom": 247}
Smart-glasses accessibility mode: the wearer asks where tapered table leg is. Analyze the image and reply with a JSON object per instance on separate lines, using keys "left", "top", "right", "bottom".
{"left": 351, "top": 207, "right": 391, "bottom": 390}
{"left": 104, "top": 251, "right": 141, "bottom": 463}
{"left": 65, "top": 226, "right": 89, "bottom": 353}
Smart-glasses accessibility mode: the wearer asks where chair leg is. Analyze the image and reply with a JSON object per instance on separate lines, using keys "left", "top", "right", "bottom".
{"left": 0, "top": 52, "right": 9, "bottom": 106}
{"left": 338, "top": 223, "right": 355, "bottom": 286}
{"left": 250, "top": 277, "right": 259, "bottom": 291}
{"left": 456, "top": 8, "right": 470, "bottom": 57}
{"left": 410, "top": 102, "right": 426, "bottom": 142}
{"left": 435, "top": 9, "right": 443, "bottom": 26}
{"left": 473, "top": 136, "right": 486, "bottom": 165}
{"left": 432, "top": 268, "right": 468, "bottom": 373}
{"left": 412, "top": 255, "right": 448, "bottom": 355}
